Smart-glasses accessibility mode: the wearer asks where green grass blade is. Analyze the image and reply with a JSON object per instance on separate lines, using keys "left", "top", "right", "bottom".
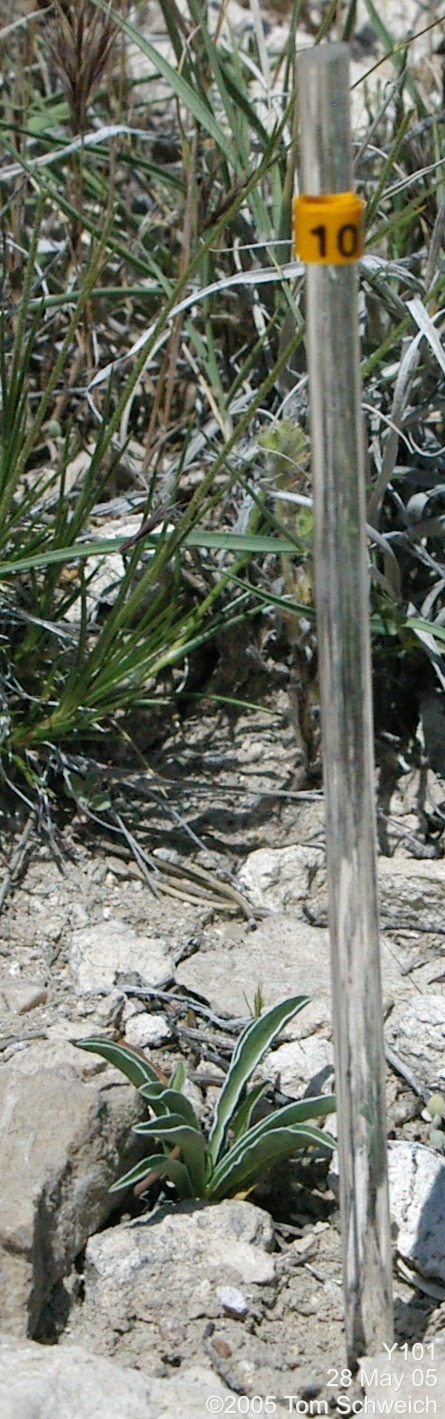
{"left": 408, "top": 617, "right": 445, "bottom": 647}
{"left": 0, "top": 528, "right": 300, "bottom": 580}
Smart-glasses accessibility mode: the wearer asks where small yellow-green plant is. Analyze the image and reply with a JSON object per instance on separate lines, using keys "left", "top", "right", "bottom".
{"left": 75, "top": 995, "right": 336, "bottom": 1202}
{"left": 426, "top": 1093, "right": 445, "bottom": 1153}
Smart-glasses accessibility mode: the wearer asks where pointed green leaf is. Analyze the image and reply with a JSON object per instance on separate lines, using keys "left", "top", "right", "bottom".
{"left": 109, "top": 1152, "right": 193, "bottom": 1198}
{"left": 73, "top": 1036, "right": 161, "bottom": 1088}
{"left": 170, "top": 1060, "right": 186, "bottom": 1091}
{"left": 230, "top": 1081, "right": 270, "bottom": 1141}
{"left": 134, "top": 1117, "right": 207, "bottom": 1197}
{"left": 139, "top": 1081, "right": 202, "bottom": 1131}
{"left": 134, "top": 1114, "right": 199, "bottom": 1138}
{"left": 208, "top": 995, "right": 311, "bottom": 1164}
{"left": 209, "top": 1123, "right": 336, "bottom": 1200}
{"left": 137, "top": 1081, "right": 170, "bottom": 1117}
{"left": 249, "top": 1093, "right": 337, "bottom": 1137}
{"left": 0, "top": 530, "right": 300, "bottom": 580}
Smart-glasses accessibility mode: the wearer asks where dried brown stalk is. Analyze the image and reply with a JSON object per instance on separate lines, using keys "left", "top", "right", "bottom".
{"left": 37, "top": 0, "right": 119, "bottom": 135}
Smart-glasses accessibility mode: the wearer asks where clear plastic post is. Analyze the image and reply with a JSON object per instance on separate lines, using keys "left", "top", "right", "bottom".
{"left": 297, "top": 42, "right": 393, "bottom": 1362}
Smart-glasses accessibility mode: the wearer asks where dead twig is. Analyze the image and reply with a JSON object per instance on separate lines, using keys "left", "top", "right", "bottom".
{"left": 384, "top": 1042, "right": 431, "bottom": 1104}
{"left": 0, "top": 809, "right": 37, "bottom": 913}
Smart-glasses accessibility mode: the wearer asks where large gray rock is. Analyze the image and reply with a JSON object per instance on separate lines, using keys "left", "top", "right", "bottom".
{"left": 238, "top": 846, "right": 324, "bottom": 913}
{"left": 330, "top": 1140, "right": 445, "bottom": 1286}
{"left": 386, "top": 996, "right": 445, "bottom": 1090}
{"left": 177, "top": 914, "right": 331, "bottom": 1016}
{"left": 0, "top": 1338, "right": 154, "bottom": 1419}
{"left": 388, "top": 1141, "right": 445, "bottom": 1285}
{"left": 70, "top": 921, "right": 174, "bottom": 994}
{"left": 378, "top": 856, "right": 445, "bottom": 932}
{"left": 85, "top": 1198, "right": 275, "bottom": 1302}
{"left": 0, "top": 1337, "right": 229, "bottom": 1419}
{"left": 260, "top": 1034, "right": 334, "bottom": 1096}
{"left": 177, "top": 905, "right": 410, "bottom": 1022}
{"left": 0, "top": 1046, "right": 145, "bottom": 1336}
{"left": 308, "top": 848, "right": 445, "bottom": 933}
{"left": 0, "top": 976, "right": 47, "bottom": 1014}
{"left": 65, "top": 1199, "right": 276, "bottom": 1375}
{"left": 239, "top": 844, "right": 445, "bottom": 936}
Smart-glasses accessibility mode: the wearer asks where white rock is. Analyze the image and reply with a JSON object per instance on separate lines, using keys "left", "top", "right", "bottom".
{"left": 150, "top": 1364, "right": 230, "bottom": 1418}
{"left": 241, "top": 846, "right": 445, "bottom": 942}
{"left": 70, "top": 922, "right": 174, "bottom": 994}
{"left": 378, "top": 857, "right": 445, "bottom": 931}
{"left": 85, "top": 1200, "right": 275, "bottom": 1298}
{"left": 281, "top": 996, "right": 331, "bottom": 1041}
{"left": 238, "top": 845, "right": 324, "bottom": 913}
{"left": 177, "top": 915, "right": 331, "bottom": 1016}
{"left": 124, "top": 1012, "right": 171, "bottom": 1048}
{"left": 261, "top": 1035, "right": 334, "bottom": 1096}
{"left": 0, "top": 1339, "right": 154, "bottom": 1419}
{"left": 0, "top": 977, "right": 47, "bottom": 1013}
{"left": 66, "top": 1203, "right": 276, "bottom": 1376}
{"left": 216, "top": 1284, "right": 249, "bottom": 1318}
{"left": 69, "top": 904, "right": 89, "bottom": 928}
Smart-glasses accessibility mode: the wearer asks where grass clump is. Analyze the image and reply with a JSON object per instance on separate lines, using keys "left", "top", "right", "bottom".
{"left": 0, "top": 0, "right": 444, "bottom": 815}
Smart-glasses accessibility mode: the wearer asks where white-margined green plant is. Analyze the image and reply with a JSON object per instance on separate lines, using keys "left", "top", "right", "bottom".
{"left": 74, "top": 995, "right": 336, "bottom": 1202}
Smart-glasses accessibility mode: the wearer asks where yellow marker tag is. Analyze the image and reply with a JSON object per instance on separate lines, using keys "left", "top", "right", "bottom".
{"left": 293, "top": 192, "right": 365, "bottom": 265}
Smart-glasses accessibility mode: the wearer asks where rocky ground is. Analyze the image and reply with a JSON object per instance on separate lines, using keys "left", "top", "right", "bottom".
{"left": 1, "top": 697, "right": 445, "bottom": 1416}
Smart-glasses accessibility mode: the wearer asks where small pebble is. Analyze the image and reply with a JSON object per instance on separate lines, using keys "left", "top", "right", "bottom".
{"left": 212, "top": 1338, "right": 232, "bottom": 1358}
{"left": 216, "top": 1285, "right": 249, "bottom": 1319}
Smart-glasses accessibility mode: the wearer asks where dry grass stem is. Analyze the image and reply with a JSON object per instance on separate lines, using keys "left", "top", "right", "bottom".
{"left": 38, "top": 0, "right": 119, "bottom": 135}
